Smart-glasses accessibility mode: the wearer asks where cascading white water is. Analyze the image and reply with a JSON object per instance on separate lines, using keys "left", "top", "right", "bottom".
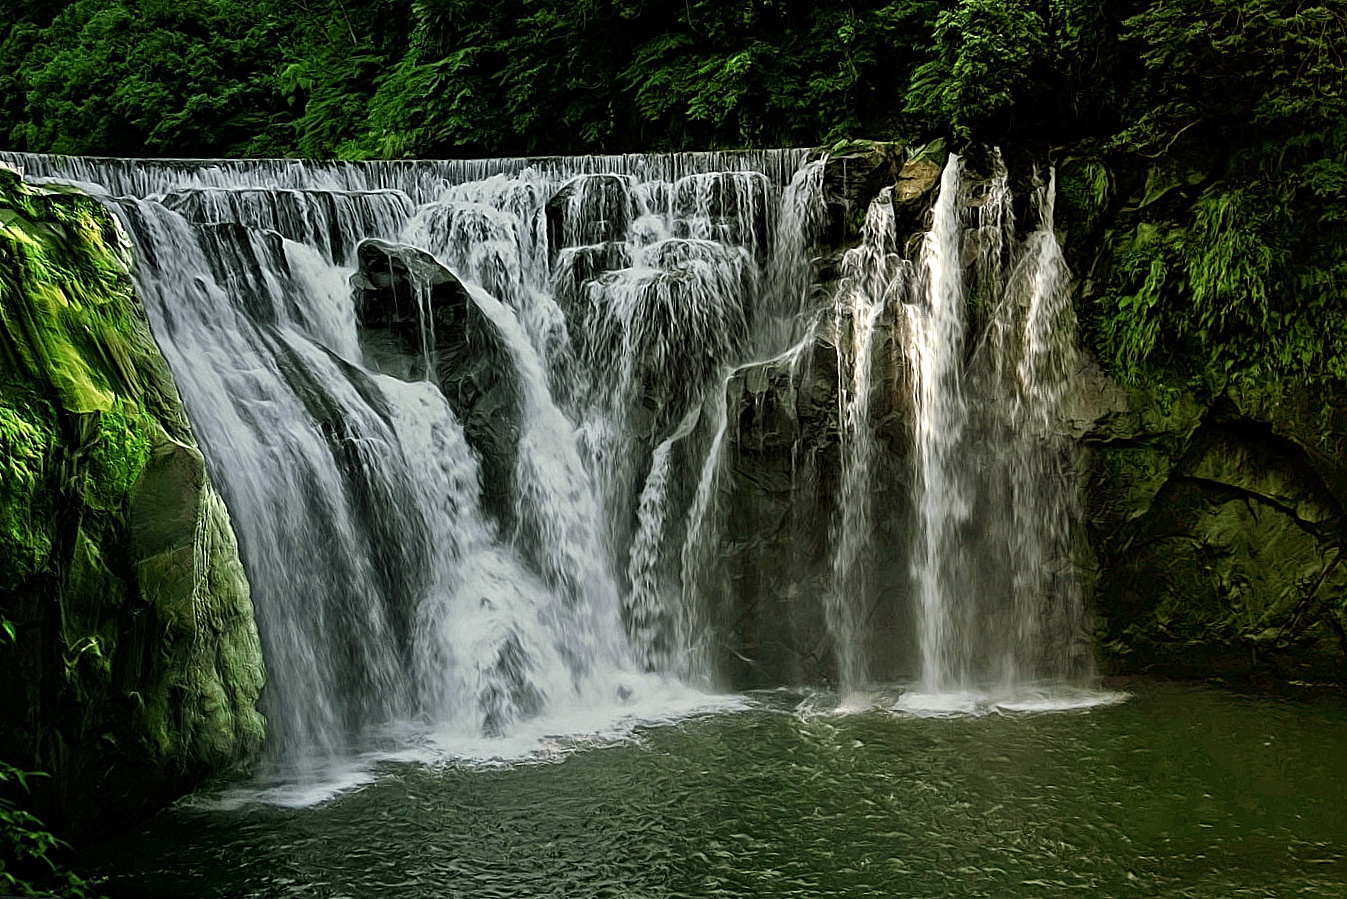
{"left": 906, "top": 156, "right": 972, "bottom": 695}
{"left": 827, "top": 186, "right": 911, "bottom": 694}
{"left": 760, "top": 158, "right": 829, "bottom": 356}
{"left": 3, "top": 148, "right": 827, "bottom": 773}
{"left": 978, "top": 168, "right": 1091, "bottom": 686}
{"left": 891, "top": 154, "right": 1096, "bottom": 712}
{"left": 2, "top": 144, "right": 1102, "bottom": 761}
{"left": 102, "top": 197, "right": 418, "bottom": 759}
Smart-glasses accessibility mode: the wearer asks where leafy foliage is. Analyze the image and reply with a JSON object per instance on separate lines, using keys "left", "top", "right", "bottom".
{"left": 1081, "top": 0, "right": 1347, "bottom": 387}
{"left": 0, "top": 395, "right": 55, "bottom": 592}
{"left": 905, "top": 0, "right": 1051, "bottom": 138}
{"left": 0, "top": 763, "right": 94, "bottom": 898}
{"left": 355, "top": 0, "right": 938, "bottom": 157}
{"left": 1116, "top": 0, "right": 1347, "bottom": 157}
{"left": 2, "top": 0, "right": 937, "bottom": 158}
{"left": 8, "top": 0, "right": 295, "bottom": 156}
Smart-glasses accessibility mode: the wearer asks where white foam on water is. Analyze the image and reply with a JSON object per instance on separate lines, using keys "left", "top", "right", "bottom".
{"left": 414, "top": 680, "right": 746, "bottom": 766}
{"left": 894, "top": 685, "right": 1127, "bottom": 718}
{"left": 196, "top": 686, "right": 747, "bottom": 808}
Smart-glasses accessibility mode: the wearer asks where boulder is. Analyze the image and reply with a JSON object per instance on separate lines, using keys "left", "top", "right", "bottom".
{"left": 350, "top": 238, "right": 522, "bottom": 524}
{"left": 1083, "top": 379, "right": 1347, "bottom": 681}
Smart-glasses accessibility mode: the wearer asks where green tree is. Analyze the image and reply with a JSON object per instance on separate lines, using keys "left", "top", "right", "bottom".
{"left": 12, "top": 0, "right": 295, "bottom": 156}
{"left": 1087, "top": 0, "right": 1347, "bottom": 384}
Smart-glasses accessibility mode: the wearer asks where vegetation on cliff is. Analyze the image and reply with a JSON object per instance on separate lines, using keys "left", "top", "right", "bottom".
{"left": 0, "top": 166, "right": 266, "bottom": 881}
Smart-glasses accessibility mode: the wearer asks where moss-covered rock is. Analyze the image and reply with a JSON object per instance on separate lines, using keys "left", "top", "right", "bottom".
{"left": 1084, "top": 377, "right": 1347, "bottom": 682}
{"left": 0, "top": 165, "right": 265, "bottom": 841}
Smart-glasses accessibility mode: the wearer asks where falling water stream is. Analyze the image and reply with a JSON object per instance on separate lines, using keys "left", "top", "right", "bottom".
{"left": 7, "top": 147, "right": 1343, "bottom": 898}
{"left": 3, "top": 146, "right": 1108, "bottom": 743}
{"left": 828, "top": 185, "right": 909, "bottom": 695}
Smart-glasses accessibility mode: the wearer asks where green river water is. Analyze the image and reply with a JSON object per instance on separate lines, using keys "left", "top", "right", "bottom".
{"left": 85, "top": 682, "right": 1347, "bottom": 898}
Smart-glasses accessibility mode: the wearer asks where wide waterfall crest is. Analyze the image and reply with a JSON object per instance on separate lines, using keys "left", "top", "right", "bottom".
{"left": 2, "top": 146, "right": 1109, "bottom": 783}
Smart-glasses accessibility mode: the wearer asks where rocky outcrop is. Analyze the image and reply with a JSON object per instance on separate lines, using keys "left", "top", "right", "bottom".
{"left": 716, "top": 329, "right": 844, "bottom": 686}
{"left": 545, "top": 174, "right": 631, "bottom": 257}
{"left": 350, "top": 238, "right": 522, "bottom": 524}
{"left": 0, "top": 167, "right": 265, "bottom": 839}
{"left": 819, "top": 140, "right": 941, "bottom": 250}
{"left": 1083, "top": 378, "right": 1347, "bottom": 682}
{"left": 715, "top": 281, "right": 917, "bottom": 689}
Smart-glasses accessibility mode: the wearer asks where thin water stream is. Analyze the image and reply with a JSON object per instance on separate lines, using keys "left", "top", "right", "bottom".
{"left": 83, "top": 683, "right": 1347, "bottom": 898}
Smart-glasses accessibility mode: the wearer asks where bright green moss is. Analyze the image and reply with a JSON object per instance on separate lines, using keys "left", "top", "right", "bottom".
{"left": 0, "top": 167, "right": 146, "bottom": 415}
{"left": 0, "top": 392, "right": 55, "bottom": 591}
{"left": 85, "top": 402, "right": 152, "bottom": 512}
{"left": 0, "top": 166, "right": 265, "bottom": 866}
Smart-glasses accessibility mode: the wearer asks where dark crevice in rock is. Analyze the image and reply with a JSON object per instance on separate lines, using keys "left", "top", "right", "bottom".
{"left": 1174, "top": 475, "right": 1342, "bottom": 543}
{"left": 351, "top": 238, "right": 523, "bottom": 528}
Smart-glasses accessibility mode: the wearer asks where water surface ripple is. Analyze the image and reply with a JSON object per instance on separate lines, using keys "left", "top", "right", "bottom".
{"left": 87, "top": 682, "right": 1347, "bottom": 898}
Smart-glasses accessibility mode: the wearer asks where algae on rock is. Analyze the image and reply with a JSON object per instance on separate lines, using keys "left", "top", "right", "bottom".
{"left": 1083, "top": 378, "right": 1347, "bottom": 682}
{"left": 0, "top": 165, "right": 265, "bottom": 840}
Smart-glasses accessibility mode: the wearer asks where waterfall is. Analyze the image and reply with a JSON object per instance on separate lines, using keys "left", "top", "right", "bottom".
{"left": 977, "top": 168, "right": 1091, "bottom": 686}
{"left": 827, "top": 186, "right": 911, "bottom": 694}
{"left": 2, "top": 145, "right": 1101, "bottom": 767}
{"left": 2, "top": 148, "right": 826, "bottom": 769}
{"left": 892, "top": 154, "right": 1094, "bottom": 713}
{"left": 907, "top": 156, "right": 971, "bottom": 696}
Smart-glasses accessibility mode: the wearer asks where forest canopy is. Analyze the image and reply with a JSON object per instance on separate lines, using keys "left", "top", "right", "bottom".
{"left": 11, "top": 0, "right": 1327, "bottom": 159}
{"left": 2, "top": 0, "right": 1346, "bottom": 385}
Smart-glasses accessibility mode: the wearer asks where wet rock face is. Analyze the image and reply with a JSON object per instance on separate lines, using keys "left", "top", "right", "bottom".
{"left": 545, "top": 174, "right": 631, "bottom": 256}
{"left": 707, "top": 144, "right": 928, "bottom": 690}
{"left": 716, "top": 316, "right": 917, "bottom": 689}
{"left": 350, "top": 238, "right": 522, "bottom": 524}
{"left": 718, "top": 331, "right": 841, "bottom": 687}
{"left": 129, "top": 431, "right": 266, "bottom": 771}
{"left": 164, "top": 186, "right": 413, "bottom": 262}
{"left": 818, "top": 142, "right": 942, "bottom": 248}
{"left": 0, "top": 168, "right": 265, "bottom": 841}
{"left": 1084, "top": 381, "right": 1347, "bottom": 682}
